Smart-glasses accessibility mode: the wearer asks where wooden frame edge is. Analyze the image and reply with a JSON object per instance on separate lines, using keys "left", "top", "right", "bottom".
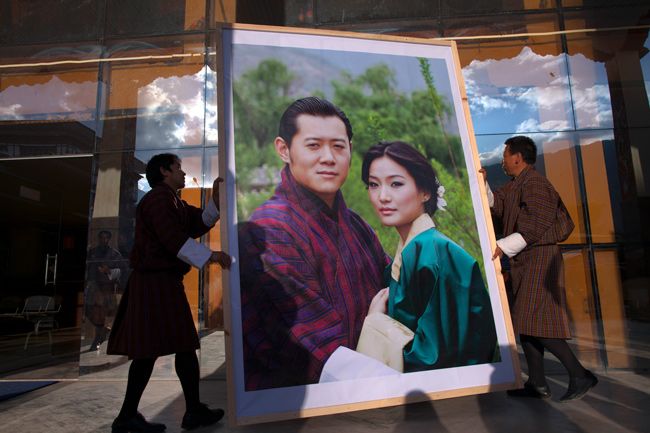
{"left": 235, "top": 382, "right": 516, "bottom": 426}
{"left": 213, "top": 26, "right": 239, "bottom": 427}
{"left": 218, "top": 22, "right": 455, "bottom": 47}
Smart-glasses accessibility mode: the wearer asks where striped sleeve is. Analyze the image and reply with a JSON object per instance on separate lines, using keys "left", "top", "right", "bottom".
{"left": 240, "top": 208, "right": 345, "bottom": 387}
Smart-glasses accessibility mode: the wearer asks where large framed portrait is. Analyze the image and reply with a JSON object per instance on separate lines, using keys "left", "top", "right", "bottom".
{"left": 217, "top": 24, "right": 520, "bottom": 426}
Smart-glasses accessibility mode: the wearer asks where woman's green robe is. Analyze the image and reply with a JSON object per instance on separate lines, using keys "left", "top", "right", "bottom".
{"left": 387, "top": 214, "right": 498, "bottom": 372}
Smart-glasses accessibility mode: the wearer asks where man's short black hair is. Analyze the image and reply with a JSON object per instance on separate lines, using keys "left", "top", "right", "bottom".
{"left": 505, "top": 135, "right": 537, "bottom": 165}
{"left": 145, "top": 153, "right": 178, "bottom": 188}
{"left": 98, "top": 230, "right": 112, "bottom": 239}
{"left": 278, "top": 97, "right": 353, "bottom": 147}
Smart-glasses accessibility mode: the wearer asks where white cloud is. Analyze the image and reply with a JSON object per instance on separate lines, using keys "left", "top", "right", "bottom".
{"left": 516, "top": 118, "right": 570, "bottom": 133}
{"left": 461, "top": 46, "right": 617, "bottom": 133}
{"left": 0, "top": 103, "right": 24, "bottom": 119}
{"left": 136, "top": 65, "right": 218, "bottom": 147}
{"left": 478, "top": 143, "right": 505, "bottom": 165}
{"left": 571, "top": 83, "right": 613, "bottom": 128}
{"left": 462, "top": 47, "right": 570, "bottom": 117}
{"left": 516, "top": 86, "right": 571, "bottom": 111}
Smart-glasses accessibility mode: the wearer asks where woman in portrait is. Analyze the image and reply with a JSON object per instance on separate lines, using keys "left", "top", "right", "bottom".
{"left": 360, "top": 141, "right": 497, "bottom": 372}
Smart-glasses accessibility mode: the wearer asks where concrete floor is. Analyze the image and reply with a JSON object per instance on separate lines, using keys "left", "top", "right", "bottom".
{"left": 0, "top": 331, "right": 649, "bottom": 433}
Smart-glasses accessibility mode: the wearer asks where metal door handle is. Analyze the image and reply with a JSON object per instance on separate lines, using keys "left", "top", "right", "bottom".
{"left": 44, "top": 253, "right": 58, "bottom": 285}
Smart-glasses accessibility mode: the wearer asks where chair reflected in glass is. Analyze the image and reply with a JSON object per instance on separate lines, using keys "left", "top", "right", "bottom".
{"left": 18, "top": 296, "right": 61, "bottom": 350}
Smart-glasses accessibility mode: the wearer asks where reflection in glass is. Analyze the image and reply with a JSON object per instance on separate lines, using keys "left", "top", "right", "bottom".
{"left": 97, "top": 36, "right": 208, "bottom": 152}
{"left": 135, "top": 66, "right": 217, "bottom": 150}
{"left": 0, "top": 157, "right": 92, "bottom": 380}
{"left": 642, "top": 33, "right": 650, "bottom": 108}
{"left": 106, "top": 0, "right": 206, "bottom": 36}
{"left": 0, "top": 67, "right": 99, "bottom": 158}
{"left": 565, "top": 34, "right": 614, "bottom": 130}
{"left": 80, "top": 148, "right": 215, "bottom": 379}
{"left": 461, "top": 43, "right": 575, "bottom": 135}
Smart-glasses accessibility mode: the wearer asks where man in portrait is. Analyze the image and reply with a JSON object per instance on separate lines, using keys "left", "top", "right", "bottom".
{"left": 239, "top": 97, "right": 389, "bottom": 390}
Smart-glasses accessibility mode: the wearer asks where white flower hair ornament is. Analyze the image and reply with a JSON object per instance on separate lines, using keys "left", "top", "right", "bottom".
{"left": 436, "top": 185, "right": 447, "bottom": 211}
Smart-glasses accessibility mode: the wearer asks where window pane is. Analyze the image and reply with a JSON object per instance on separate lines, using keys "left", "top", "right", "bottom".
{"left": 441, "top": 0, "right": 556, "bottom": 16}
{"left": 97, "top": 35, "right": 207, "bottom": 152}
{"left": 315, "top": 0, "right": 437, "bottom": 25}
{"left": 0, "top": 0, "right": 100, "bottom": 45}
{"left": 0, "top": 44, "right": 99, "bottom": 158}
{"left": 566, "top": 26, "right": 650, "bottom": 129}
{"left": 459, "top": 33, "right": 574, "bottom": 136}
{"left": 563, "top": 249, "right": 600, "bottom": 368}
{"left": 0, "top": 156, "right": 92, "bottom": 380}
{"left": 562, "top": 4, "right": 650, "bottom": 26}
{"left": 106, "top": 0, "right": 206, "bottom": 36}
{"left": 80, "top": 147, "right": 213, "bottom": 378}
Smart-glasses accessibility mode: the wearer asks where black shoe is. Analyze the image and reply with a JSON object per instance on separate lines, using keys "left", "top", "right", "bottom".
{"left": 181, "top": 403, "right": 225, "bottom": 430}
{"left": 507, "top": 381, "right": 552, "bottom": 399}
{"left": 112, "top": 412, "right": 166, "bottom": 433}
{"left": 559, "top": 370, "right": 598, "bottom": 402}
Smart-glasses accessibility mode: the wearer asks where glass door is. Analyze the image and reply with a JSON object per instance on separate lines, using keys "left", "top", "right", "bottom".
{"left": 0, "top": 156, "right": 91, "bottom": 379}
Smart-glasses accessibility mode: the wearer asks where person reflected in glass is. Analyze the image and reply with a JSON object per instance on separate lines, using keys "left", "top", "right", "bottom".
{"left": 85, "top": 230, "right": 123, "bottom": 352}
{"left": 362, "top": 141, "right": 497, "bottom": 372}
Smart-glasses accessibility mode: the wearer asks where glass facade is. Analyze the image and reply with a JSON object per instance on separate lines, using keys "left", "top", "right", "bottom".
{"left": 0, "top": 0, "right": 648, "bottom": 379}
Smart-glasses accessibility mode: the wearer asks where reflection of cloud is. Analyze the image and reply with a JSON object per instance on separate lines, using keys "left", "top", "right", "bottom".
{"left": 0, "top": 104, "right": 23, "bottom": 118}
{"left": 462, "top": 47, "right": 568, "bottom": 116}
{"left": 571, "top": 83, "right": 612, "bottom": 128}
{"left": 0, "top": 76, "right": 97, "bottom": 120}
{"left": 462, "top": 47, "right": 613, "bottom": 131}
{"left": 516, "top": 86, "right": 569, "bottom": 111}
{"left": 516, "top": 118, "right": 570, "bottom": 133}
{"left": 479, "top": 144, "right": 505, "bottom": 165}
{"left": 136, "top": 66, "right": 218, "bottom": 149}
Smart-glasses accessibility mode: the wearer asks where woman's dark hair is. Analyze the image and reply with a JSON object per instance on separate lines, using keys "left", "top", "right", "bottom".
{"left": 504, "top": 135, "right": 537, "bottom": 164}
{"left": 361, "top": 141, "right": 441, "bottom": 215}
{"left": 145, "top": 153, "right": 178, "bottom": 188}
{"left": 278, "top": 96, "right": 353, "bottom": 146}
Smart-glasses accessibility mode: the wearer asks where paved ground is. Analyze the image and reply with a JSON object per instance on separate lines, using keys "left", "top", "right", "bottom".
{"left": 0, "top": 369, "right": 649, "bottom": 433}
{"left": 0, "top": 332, "right": 648, "bottom": 433}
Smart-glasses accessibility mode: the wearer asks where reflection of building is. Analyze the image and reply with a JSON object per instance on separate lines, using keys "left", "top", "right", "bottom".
{"left": 0, "top": 1, "right": 648, "bottom": 379}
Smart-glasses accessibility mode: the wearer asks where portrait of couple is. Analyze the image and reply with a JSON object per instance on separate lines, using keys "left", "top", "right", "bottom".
{"left": 221, "top": 27, "right": 517, "bottom": 424}
{"left": 237, "top": 96, "right": 498, "bottom": 391}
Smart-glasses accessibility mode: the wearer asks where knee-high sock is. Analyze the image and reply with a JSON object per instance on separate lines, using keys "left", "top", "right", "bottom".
{"left": 538, "top": 337, "right": 587, "bottom": 379}
{"left": 175, "top": 351, "right": 200, "bottom": 411}
{"left": 119, "top": 358, "right": 156, "bottom": 418}
{"left": 520, "top": 334, "right": 547, "bottom": 386}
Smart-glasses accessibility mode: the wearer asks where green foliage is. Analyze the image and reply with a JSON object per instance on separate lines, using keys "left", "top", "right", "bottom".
{"left": 233, "top": 59, "right": 295, "bottom": 189}
{"left": 233, "top": 59, "right": 294, "bottom": 150}
{"left": 431, "top": 160, "right": 485, "bottom": 274}
{"left": 331, "top": 62, "right": 463, "bottom": 169}
{"left": 237, "top": 184, "right": 276, "bottom": 222}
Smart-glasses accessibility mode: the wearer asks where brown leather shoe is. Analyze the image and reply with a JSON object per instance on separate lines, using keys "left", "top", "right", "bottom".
{"left": 507, "top": 381, "right": 552, "bottom": 399}
{"left": 559, "top": 370, "right": 598, "bottom": 402}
